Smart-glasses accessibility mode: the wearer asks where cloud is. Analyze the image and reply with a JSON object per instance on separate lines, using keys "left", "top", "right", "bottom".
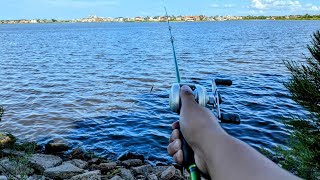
{"left": 249, "top": 10, "right": 265, "bottom": 14}
{"left": 46, "top": 0, "right": 119, "bottom": 8}
{"left": 210, "top": 3, "right": 235, "bottom": 8}
{"left": 305, "top": 3, "right": 320, "bottom": 11}
{"left": 251, "top": 0, "right": 302, "bottom": 10}
{"left": 250, "top": 0, "right": 320, "bottom": 12}
{"left": 210, "top": 4, "right": 219, "bottom": 8}
{"left": 224, "top": 4, "right": 235, "bottom": 8}
{"left": 251, "top": 0, "right": 266, "bottom": 9}
{"left": 309, "top": 6, "right": 320, "bottom": 11}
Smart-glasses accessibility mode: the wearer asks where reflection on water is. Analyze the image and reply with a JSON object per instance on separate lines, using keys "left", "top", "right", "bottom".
{"left": 0, "top": 21, "right": 318, "bottom": 163}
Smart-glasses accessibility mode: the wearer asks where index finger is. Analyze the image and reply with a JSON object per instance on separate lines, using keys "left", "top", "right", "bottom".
{"left": 172, "top": 121, "right": 180, "bottom": 129}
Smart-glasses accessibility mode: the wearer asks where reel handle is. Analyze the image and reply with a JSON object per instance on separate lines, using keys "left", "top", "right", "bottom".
{"left": 215, "top": 79, "right": 232, "bottom": 86}
{"left": 220, "top": 113, "right": 241, "bottom": 125}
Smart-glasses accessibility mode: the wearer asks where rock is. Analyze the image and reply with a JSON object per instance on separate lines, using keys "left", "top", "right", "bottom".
{"left": 68, "top": 159, "right": 88, "bottom": 169}
{"left": 183, "top": 170, "right": 190, "bottom": 179}
{"left": 45, "top": 139, "right": 70, "bottom": 154}
{"left": 156, "top": 162, "right": 168, "bottom": 166}
{"left": 152, "top": 166, "right": 169, "bottom": 176}
{"left": 136, "top": 175, "right": 145, "bottom": 180}
{"left": 119, "top": 168, "right": 134, "bottom": 180}
{"left": 0, "top": 158, "right": 16, "bottom": 173}
{"left": 173, "top": 164, "right": 183, "bottom": 172}
{"left": 132, "top": 165, "right": 152, "bottom": 176}
{"left": 93, "top": 162, "right": 117, "bottom": 173}
{"left": 0, "top": 149, "right": 25, "bottom": 157}
{"left": 118, "top": 151, "right": 145, "bottom": 162}
{"left": 70, "top": 170, "right": 101, "bottom": 180}
{"left": 0, "top": 175, "right": 7, "bottom": 180}
{"left": 160, "top": 166, "right": 176, "bottom": 180}
{"left": 110, "top": 175, "right": 124, "bottom": 180}
{"left": 88, "top": 158, "right": 101, "bottom": 165}
{"left": 148, "top": 174, "right": 158, "bottom": 180}
{"left": 69, "top": 147, "right": 92, "bottom": 160}
{"left": 0, "top": 134, "right": 15, "bottom": 146}
{"left": 26, "top": 175, "right": 45, "bottom": 180}
{"left": 44, "top": 162, "right": 85, "bottom": 179}
{"left": 121, "top": 159, "right": 143, "bottom": 168}
{"left": 0, "top": 157, "right": 33, "bottom": 176}
{"left": 174, "top": 169, "right": 183, "bottom": 179}
{"left": 29, "top": 154, "right": 62, "bottom": 173}
{"left": 271, "top": 155, "right": 285, "bottom": 164}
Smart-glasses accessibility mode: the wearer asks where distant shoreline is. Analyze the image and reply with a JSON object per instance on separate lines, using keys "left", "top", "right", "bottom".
{"left": 1, "top": 19, "right": 320, "bottom": 25}
{"left": 1, "top": 14, "right": 320, "bottom": 24}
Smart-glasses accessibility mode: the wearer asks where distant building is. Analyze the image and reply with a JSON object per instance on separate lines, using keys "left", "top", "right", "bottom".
{"left": 159, "top": 16, "right": 167, "bottom": 22}
{"left": 114, "top": 17, "right": 124, "bottom": 22}
{"left": 30, "top": 19, "right": 38, "bottom": 23}
{"left": 147, "top": 16, "right": 156, "bottom": 22}
{"left": 19, "top": 19, "right": 30, "bottom": 23}
{"left": 134, "top": 17, "right": 144, "bottom": 21}
{"left": 176, "top": 16, "right": 183, "bottom": 21}
{"left": 184, "top": 16, "right": 201, "bottom": 22}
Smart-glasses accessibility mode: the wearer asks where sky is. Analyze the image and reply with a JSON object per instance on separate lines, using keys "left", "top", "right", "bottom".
{"left": 0, "top": 0, "right": 320, "bottom": 20}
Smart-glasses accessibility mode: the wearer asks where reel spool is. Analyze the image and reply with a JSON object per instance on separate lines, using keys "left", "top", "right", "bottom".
{"left": 169, "top": 83, "right": 209, "bottom": 114}
{"left": 169, "top": 79, "right": 240, "bottom": 124}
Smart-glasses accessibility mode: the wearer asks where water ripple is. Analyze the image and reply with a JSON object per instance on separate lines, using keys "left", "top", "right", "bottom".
{"left": 0, "top": 21, "right": 317, "bottom": 163}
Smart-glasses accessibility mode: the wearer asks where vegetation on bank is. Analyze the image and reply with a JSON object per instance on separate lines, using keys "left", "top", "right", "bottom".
{"left": 262, "top": 31, "right": 320, "bottom": 179}
{"left": 0, "top": 132, "right": 37, "bottom": 179}
{"left": 243, "top": 14, "right": 320, "bottom": 20}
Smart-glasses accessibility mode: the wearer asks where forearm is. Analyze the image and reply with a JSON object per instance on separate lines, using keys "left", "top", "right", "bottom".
{"left": 178, "top": 86, "right": 300, "bottom": 179}
{"left": 196, "top": 129, "right": 300, "bottom": 180}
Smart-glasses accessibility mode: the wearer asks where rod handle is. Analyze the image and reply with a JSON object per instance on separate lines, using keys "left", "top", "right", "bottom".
{"left": 180, "top": 130, "right": 195, "bottom": 168}
{"left": 180, "top": 129, "right": 211, "bottom": 180}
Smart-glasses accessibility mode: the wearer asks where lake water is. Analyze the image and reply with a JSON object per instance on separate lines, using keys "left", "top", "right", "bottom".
{"left": 0, "top": 21, "right": 319, "bottom": 163}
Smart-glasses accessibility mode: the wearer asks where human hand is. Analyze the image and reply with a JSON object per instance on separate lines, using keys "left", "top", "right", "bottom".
{"left": 167, "top": 85, "right": 225, "bottom": 174}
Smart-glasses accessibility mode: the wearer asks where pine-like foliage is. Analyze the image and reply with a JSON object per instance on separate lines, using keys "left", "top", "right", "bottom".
{"left": 278, "top": 31, "right": 320, "bottom": 179}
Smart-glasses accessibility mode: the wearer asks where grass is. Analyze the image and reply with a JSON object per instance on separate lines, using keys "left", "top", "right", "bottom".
{"left": 0, "top": 132, "right": 38, "bottom": 180}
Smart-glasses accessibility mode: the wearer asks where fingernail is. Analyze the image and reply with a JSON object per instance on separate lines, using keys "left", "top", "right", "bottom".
{"left": 181, "top": 85, "right": 192, "bottom": 94}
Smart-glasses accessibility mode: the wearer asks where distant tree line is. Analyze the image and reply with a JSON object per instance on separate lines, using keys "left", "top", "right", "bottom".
{"left": 243, "top": 14, "right": 320, "bottom": 20}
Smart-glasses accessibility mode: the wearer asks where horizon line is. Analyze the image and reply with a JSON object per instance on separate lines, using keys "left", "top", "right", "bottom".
{"left": 1, "top": 13, "right": 320, "bottom": 21}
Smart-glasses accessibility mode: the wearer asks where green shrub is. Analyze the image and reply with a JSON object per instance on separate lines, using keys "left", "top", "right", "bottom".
{"left": 275, "top": 30, "right": 320, "bottom": 179}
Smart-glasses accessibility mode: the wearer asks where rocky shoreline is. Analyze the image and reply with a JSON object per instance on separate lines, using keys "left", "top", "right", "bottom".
{"left": 0, "top": 135, "right": 188, "bottom": 180}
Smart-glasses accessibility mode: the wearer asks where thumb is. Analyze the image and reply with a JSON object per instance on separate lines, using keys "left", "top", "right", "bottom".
{"left": 180, "top": 85, "right": 196, "bottom": 105}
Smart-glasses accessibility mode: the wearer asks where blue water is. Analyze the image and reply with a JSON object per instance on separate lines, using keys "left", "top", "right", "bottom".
{"left": 0, "top": 21, "right": 319, "bottom": 163}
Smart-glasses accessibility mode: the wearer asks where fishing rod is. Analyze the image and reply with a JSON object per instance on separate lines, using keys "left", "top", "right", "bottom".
{"left": 164, "top": 7, "right": 201, "bottom": 180}
{"left": 164, "top": 7, "right": 181, "bottom": 84}
{"left": 164, "top": 7, "right": 241, "bottom": 180}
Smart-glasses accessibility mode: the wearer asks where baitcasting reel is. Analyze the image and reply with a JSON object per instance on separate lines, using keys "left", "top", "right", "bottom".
{"left": 169, "top": 79, "right": 240, "bottom": 124}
